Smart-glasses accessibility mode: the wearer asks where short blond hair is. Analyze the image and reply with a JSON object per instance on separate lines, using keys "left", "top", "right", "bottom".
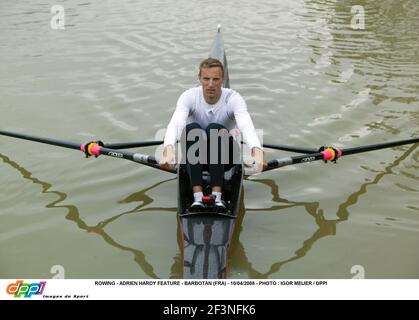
{"left": 198, "top": 58, "right": 224, "bottom": 78}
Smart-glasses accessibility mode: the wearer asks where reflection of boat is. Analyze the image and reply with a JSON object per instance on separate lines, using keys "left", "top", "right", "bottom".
{"left": 177, "top": 26, "right": 243, "bottom": 278}
{"left": 179, "top": 214, "right": 238, "bottom": 279}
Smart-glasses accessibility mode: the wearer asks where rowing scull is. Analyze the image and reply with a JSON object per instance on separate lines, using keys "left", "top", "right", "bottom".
{"left": 177, "top": 26, "right": 243, "bottom": 278}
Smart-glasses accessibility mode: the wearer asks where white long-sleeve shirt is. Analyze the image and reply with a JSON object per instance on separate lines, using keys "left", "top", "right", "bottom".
{"left": 163, "top": 86, "right": 262, "bottom": 150}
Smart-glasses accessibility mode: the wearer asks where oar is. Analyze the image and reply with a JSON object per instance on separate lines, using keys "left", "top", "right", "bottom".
{"left": 262, "top": 143, "right": 317, "bottom": 154}
{"left": 104, "top": 141, "right": 164, "bottom": 149}
{"left": 0, "top": 130, "right": 176, "bottom": 174}
{"left": 105, "top": 139, "right": 316, "bottom": 154}
{"left": 0, "top": 130, "right": 81, "bottom": 150}
{"left": 262, "top": 137, "right": 419, "bottom": 172}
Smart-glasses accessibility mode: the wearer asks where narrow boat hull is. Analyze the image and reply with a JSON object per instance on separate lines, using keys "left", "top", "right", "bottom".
{"left": 177, "top": 27, "right": 242, "bottom": 278}
{"left": 178, "top": 164, "right": 243, "bottom": 279}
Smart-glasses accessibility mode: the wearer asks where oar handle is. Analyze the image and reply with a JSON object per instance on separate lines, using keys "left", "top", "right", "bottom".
{"left": 265, "top": 152, "right": 325, "bottom": 171}
{"left": 80, "top": 144, "right": 176, "bottom": 173}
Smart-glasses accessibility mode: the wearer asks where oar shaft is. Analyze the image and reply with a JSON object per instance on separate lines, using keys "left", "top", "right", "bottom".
{"left": 342, "top": 138, "right": 419, "bottom": 156}
{"left": 262, "top": 143, "right": 317, "bottom": 154}
{"left": 96, "top": 147, "right": 174, "bottom": 172}
{"left": 266, "top": 152, "right": 324, "bottom": 171}
{"left": 264, "top": 137, "right": 419, "bottom": 172}
{"left": 104, "top": 141, "right": 163, "bottom": 149}
{"left": 96, "top": 147, "right": 156, "bottom": 163}
{"left": 0, "top": 130, "right": 80, "bottom": 150}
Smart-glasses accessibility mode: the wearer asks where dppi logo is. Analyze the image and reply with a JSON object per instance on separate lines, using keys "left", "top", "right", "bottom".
{"left": 6, "top": 280, "right": 46, "bottom": 298}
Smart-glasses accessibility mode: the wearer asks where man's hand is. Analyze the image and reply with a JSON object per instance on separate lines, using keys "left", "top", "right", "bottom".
{"left": 245, "top": 147, "right": 266, "bottom": 173}
{"left": 253, "top": 147, "right": 267, "bottom": 172}
{"left": 159, "top": 145, "right": 177, "bottom": 170}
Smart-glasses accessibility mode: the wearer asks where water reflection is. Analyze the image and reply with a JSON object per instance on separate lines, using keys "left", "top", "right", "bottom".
{"left": 0, "top": 153, "right": 171, "bottom": 279}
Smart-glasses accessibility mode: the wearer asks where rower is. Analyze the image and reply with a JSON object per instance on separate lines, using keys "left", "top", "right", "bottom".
{"left": 160, "top": 58, "right": 265, "bottom": 211}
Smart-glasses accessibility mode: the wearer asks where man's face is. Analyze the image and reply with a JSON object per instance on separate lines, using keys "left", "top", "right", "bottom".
{"left": 199, "top": 66, "right": 224, "bottom": 104}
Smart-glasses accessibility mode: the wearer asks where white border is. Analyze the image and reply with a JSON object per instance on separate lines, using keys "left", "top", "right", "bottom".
{"left": 1, "top": 279, "right": 418, "bottom": 300}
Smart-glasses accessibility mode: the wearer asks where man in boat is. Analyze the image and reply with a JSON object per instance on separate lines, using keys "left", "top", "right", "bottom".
{"left": 160, "top": 58, "right": 265, "bottom": 211}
